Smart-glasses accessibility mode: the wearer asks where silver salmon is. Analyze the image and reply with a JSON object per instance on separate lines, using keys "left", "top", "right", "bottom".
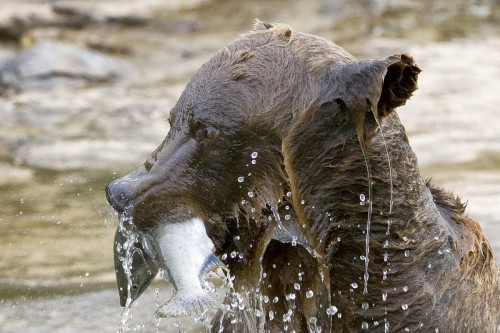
{"left": 153, "top": 217, "right": 227, "bottom": 317}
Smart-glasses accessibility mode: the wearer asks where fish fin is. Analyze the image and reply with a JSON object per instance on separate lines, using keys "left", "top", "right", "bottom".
{"left": 200, "top": 253, "right": 227, "bottom": 278}
{"left": 155, "top": 292, "right": 227, "bottom": 317}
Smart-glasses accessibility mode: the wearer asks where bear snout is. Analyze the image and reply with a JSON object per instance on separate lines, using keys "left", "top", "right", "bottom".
{"left": 106, "top": 178, "right": 134, "bottom": 213}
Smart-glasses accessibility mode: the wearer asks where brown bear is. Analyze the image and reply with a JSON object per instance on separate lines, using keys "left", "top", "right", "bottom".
{"left": 106, "top": 21, "right": 499, "bottom": 332}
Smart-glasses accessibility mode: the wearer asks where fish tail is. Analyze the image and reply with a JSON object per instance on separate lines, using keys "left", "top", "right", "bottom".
{"left": 156, "top": 292, "right": 227, "bottom": 317}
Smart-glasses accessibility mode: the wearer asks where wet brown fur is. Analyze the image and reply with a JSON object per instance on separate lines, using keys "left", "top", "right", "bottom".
{"left": 107, "top": 21, "right": 499, "bottom": 332}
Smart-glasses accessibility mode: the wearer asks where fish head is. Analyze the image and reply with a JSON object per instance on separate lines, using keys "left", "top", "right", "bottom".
{"left": 114, "top": 227, "right": 160, "bottom": 307}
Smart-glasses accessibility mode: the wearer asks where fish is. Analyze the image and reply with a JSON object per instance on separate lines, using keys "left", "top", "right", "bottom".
{"left": 114, "top": 227, "right": 160, "bottom": 307}
{"left": 153, "top": 217, "right": 228, "bottom": 317}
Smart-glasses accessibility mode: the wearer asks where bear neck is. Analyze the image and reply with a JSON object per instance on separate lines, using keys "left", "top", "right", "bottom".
{"left": 287, "top": 113, "right": 437, "bottom": 259}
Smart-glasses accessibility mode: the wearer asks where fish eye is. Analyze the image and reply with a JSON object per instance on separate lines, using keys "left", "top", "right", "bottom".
{"left": 131, "top": 283, "right": 140, "bottom": 290}
{"left": 205, "top": 126, "right": 219, "bottom": 140}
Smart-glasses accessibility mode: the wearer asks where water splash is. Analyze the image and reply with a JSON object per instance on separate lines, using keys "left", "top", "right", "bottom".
{"left": 117, "top": 208, "right": 139, "bottom": 332}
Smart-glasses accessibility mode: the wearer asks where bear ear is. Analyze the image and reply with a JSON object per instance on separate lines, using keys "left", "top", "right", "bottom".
{"left": 334, "top": 53, "right": 421, "bottom": 140}
{"left": 374, "top": 53, "right": 421, "bottom": 117}
{"left": 338, "top": 53, "right": 420, "bottom": 117}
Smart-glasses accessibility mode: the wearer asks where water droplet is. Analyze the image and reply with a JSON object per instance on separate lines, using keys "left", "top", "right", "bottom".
{"left": 273, "top": 296, "right": 279, "bottom": 303}
{"left": 359, "top": 194, "right": 366, "bottom": 202}
{"left": 350, "top": 282, "right": 358, "bottom": 289}
{"left": 438, "top": 249, "right": 443, "bottom": 255}
{"left": 384, "top": 240, "right": 389, "bottom": 248}
{"left": 262, "top": 295, "right": 269, "bottom": 303}
{"left": 360, "top": 255, "right": 366, "bottom": 260}
{"left": 362, "top": 321, "right": 369, "bottom": 330}
{"left": 248, "top": 191, "right": 254, "bottom": 198}
{"left": 405, "top": 327, "right": 410, "bottom": 331}
{"left": 283, "top": 309, "right": 293, "bottom": 323}
{"left": 286, "top": 191, "right": 292, "bottom": 197}
{"left": 384, "top": 252, "right": 389, "bottom": 262}
{"left": 300, "top": 199, "right": 305, "bottom": 205}
{"left": 286, "top": 293, "right": 296, "bottom": 300}
{"left": 251, "top": 159, "right": 256, "bottom": 164}
{"left": 404, "top": 250, "right": 410, "bottom": 257}
{"left": 403, "top": 286, "right": 408, "bottom": 292}
{"left": 230, "top": 251, "right": 237, "bottom": 258}
{"left": 251, "top": 152, "right": 258, "bottom": 158}
{"left": 291, "top": 236, "right": 297, "bottom": 246}
{"left": 221, "top": 253, "right": 227, "bottom": 260}
{"left": 255, "top": 309, "right": 262, "bottom": 317}
{"left": 84, "top": 272, "right": 90, "bottom": 277}
{"left": 284, "top": 214, "right": 291, "bottom": 220}
{"left": 269, "top": 310, "right": 274, "bottom": 320}
{"left": 306, "top": 290, "right": 314, "bottom": 298}
{"left": 402, "top": 304, "right": 408, "bottom": 311}
{"left": 238, "top": 176, "right": 244, "bottom": 183}
{"left": 234, "top": 235, "right": 240, "bottom": 241}
{"left": 362, "top": 302, "right": 369, "bottom": 310}
{"left": 294, "top": 283, "right": 300, "bottom": 290}
{"left": 230, "top": 299, "right": 238, "bottom": 308}
{"left": 326, "top": 305, "right": 338, "bottom": 316}
{"left": 434, "top": 236, "right": 440, "bottom": 241}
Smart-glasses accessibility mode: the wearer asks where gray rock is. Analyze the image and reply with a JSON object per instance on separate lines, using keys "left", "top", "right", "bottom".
{"left": 0, "top": 41, "right": 133, "bottom": 93}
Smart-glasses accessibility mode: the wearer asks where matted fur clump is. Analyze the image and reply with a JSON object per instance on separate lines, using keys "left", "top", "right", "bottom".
{"left": 107, "top": 21, "right": 499, "bottom": 332}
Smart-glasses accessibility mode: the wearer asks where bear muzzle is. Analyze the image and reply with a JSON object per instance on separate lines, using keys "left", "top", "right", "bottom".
{"left": 106, "top": 178, "right": 133, "bottom": 213}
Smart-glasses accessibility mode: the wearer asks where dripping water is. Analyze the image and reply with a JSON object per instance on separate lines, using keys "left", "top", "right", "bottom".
{"left": 374, "top": 117, "right": 394, "bottom": 214}
{"left": 358, "top": 142, "right": 373, "bottom": 296}
{"left": 374, "top": 117, "right": 394, "bottom": 333}
{"left": 271, "top": 205, "right": 285, "bottom": 231}
{"left": 358, "top": 115, "right": 395, "bottom": 296}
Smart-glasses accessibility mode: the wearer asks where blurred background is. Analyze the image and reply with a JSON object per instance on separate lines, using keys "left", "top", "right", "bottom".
{"left": 1, "top": 0, "right": 499, "bottom": 332}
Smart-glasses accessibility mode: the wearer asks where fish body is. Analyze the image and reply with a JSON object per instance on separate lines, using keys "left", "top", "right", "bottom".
{"left": 153, "top": 217, "right": 226, "bottom": 317}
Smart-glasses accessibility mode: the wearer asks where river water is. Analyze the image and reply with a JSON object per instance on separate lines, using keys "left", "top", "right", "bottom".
{"left": 1, "top": 0, "right": 499, "bottom": 332}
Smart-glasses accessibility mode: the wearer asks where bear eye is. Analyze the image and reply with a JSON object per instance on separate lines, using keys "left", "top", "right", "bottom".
{"left": 189, "top": 119, "right": 202, "bottom": 135}
{"left": 205, "top": 126, "right": 219, "bottom": 140}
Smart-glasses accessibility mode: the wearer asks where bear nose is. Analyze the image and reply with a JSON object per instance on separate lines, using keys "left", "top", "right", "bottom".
{"left": 106, "top": 179, "right": 132, "bottom": 212}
